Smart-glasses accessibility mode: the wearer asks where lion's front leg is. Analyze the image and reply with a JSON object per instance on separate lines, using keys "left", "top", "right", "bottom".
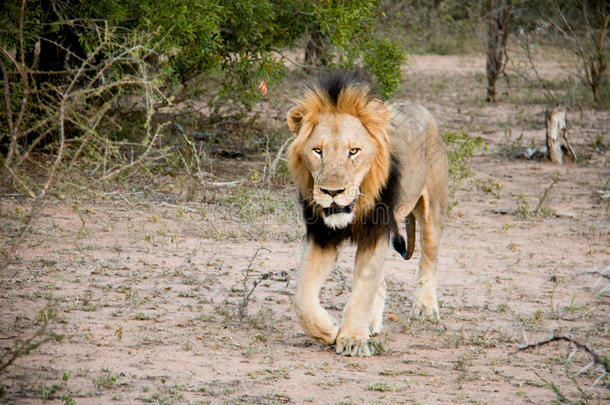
{"left": 336, "top": 238, "right": 388, "bottom": 356}
{"left": 369, "top": 274, "right": 386, "bottom": 336}
{"left": 294, "top": 240, "right": 339, "bottom": 345}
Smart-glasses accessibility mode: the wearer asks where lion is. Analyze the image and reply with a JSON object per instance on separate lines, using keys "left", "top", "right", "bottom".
{"left": 286, "top": 72, "right": 448, "bottom": 356}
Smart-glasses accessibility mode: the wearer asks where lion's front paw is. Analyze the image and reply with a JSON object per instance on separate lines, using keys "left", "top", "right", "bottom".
{"left": 335, "top": 327, "right": 377, "bottom": 357}
{"left": 412, "top": 290, "right": 440, "bottom": 320}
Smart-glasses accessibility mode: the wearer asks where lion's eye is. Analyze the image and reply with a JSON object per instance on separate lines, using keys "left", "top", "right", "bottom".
{"left": 349, "top": 147, "right": 361, "bottom": 157}
{"left": 313, "top": 147, "right": 322, "bottom": 156}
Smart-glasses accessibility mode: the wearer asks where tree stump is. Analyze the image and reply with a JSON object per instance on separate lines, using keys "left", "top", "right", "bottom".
{"left": 545, "top": 109, "right": 576, "bottom": 164}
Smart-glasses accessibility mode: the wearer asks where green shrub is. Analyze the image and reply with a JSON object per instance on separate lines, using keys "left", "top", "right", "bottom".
{"left": 442, "top": 129, "right": 486, "bottom": 190}
{"left": 1, "top": 0, "right": 405, "bottom": 116}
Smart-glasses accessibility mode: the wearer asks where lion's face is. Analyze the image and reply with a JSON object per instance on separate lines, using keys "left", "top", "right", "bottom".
{"left": 287, "top": 81, "right": 391, "bottom": 230}
{"left": 302, "top": 113, "right": 379, "bottom": 229}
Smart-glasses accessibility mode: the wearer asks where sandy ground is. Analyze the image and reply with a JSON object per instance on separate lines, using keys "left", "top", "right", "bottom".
{"left": 1, "top": 54, "right": 609, "bottom": 404}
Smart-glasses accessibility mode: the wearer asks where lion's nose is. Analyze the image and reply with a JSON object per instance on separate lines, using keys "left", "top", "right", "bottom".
{"left": 320, "top": 188, "right": 345, "bottom": 197}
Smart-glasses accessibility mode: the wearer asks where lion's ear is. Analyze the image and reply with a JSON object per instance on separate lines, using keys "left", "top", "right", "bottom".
{"left": 287, "top": 106, "right": 305, "bottom": 133}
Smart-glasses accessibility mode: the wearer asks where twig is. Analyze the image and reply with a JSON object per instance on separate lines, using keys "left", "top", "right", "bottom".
{"left": 266, "top": 136, "right": 293, "bottom": 185}
{"left": 269, "top": 48, "right": 322, "bottom": 71}
{"left": 521, "top": 33, "right": 556, "bottom": 103}
{"left": 175, "top": 122, "right": 208, "bottom": 186}
{"left": 514, "top": 335, "right": 609, "bottom": 373}
{"left": 203, "top": 180, "right": 246, "bottom": 187}
{"left": 580, "top": 269, "right": 610, "bottom": 281}
{"left": 3, "top": 165, "right": 36, "bottom": 199}
{"left": 236, "top": 248, "right": 271, "bottom": 324}
{"left": 0, "top": 58, "right": 14, "bottom": 136}
{"left": 534, "top": 178, "right": 557, "bottom": 217}
{"left": 0, "top": 70, "right": 68, "bottom": 271}
{"left": 0, "top": 306, "right": 64, "bottom": 374}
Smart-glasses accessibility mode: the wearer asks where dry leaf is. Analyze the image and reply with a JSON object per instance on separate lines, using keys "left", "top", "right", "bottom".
{"left": 258, "top": 80, "right": 267, "bottom": 96}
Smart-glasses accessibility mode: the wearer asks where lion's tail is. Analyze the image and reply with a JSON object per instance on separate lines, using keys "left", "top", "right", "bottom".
{"left": 391, "top": 213, "right": 416, "bottom": 260}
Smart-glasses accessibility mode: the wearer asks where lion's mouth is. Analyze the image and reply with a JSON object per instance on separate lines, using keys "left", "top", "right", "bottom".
{"left": 322, "top": 201, "right": 355, "bottom": 217}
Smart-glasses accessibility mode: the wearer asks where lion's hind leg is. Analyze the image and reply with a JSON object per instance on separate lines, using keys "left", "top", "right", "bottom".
{"left": 412, "top": 194, "right": 443, "bottom": 320}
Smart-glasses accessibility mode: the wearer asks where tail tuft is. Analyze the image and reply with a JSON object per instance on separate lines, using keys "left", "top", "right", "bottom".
{"left": 392, "top": 234, "right": 408, "bottom": 259}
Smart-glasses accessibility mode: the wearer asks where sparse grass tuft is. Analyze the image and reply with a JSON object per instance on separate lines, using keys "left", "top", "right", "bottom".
{"left": 498, "top": 129, "right": 526, "bottom": 159}
{"left": 476, "top": 178, "right": 502, "bottom": 198}
{"left": 367, "top": 381, "right": 399, "bottom": 392}
{"left": 515, "top": 194, "right": 533, "bottom": 220}
{"left": 93, "top": 372, "right": 122, "bottom": 390}
{"left": 41, "top": 384, "right": 63, "bottom": 400}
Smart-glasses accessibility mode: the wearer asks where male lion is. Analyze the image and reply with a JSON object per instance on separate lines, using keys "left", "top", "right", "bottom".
{"left": 286, "top": 72, "right": 448, "bottom": 357}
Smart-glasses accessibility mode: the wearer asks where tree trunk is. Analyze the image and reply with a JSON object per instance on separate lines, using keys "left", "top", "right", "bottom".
{"left": 588, "top": 14, "right": 609, "bottom": 104}
{"left": 486, "top": 0, "right": 511, "bottom": 102}
{"left": 545, "top": 109, "right": 576, "bottom": 164}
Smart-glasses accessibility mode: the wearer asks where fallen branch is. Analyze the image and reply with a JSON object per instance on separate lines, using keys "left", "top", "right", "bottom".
{"left": 514, "top": 335, "right": 609, "bottom": 374}
{"left": 580, "top": 268, "right": 610, "bottom": 282}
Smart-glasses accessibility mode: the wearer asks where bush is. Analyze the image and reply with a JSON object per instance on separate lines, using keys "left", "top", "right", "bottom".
{"left": 0, "top": 0, "right": 405, "bottom": 117}
{"left": 442, "top": 129, "right": 486, "bottom": 190}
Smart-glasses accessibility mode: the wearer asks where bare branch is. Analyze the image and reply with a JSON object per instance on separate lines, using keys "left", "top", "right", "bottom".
{"left": 3, "top": 165, "right": 36, "bottom": 199}
{"left": 237, "top": 247, "right": 273, "bottom": 324}
{"left": 269, "top": 48, "right": 322, "bottom": 71}
{"left": 18, "top": 0, "right": 25, "bottom": 67}
{"left": 0, "top": 324, "right": 63, "bottom": 374}
{"left": 0, "top": 58, "right": 14, "bottom": 135}
{"left": 514, "top": 336, "right": 609, "bottom": 373}
{"left": 534, "top": 178, "right": 557, "bottom": 217}
{"left": 266, "top": 136, "right": 293, "bottom": 184}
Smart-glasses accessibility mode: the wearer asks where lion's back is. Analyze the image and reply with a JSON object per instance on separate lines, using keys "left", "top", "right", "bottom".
{"left": 389, "top": 101, "right": 448, "bottom": 209}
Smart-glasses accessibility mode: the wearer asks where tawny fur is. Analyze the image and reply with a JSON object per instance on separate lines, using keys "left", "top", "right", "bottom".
{"left": 287, "top": 76, "right": 448, "bottom": 357}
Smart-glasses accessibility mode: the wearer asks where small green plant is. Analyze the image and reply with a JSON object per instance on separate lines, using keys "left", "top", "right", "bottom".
{"left": 61, "top": 393, "right": 76, "bottom": 405}
{"left": 132, "top": 312, "right": 150, "bottom": 321}
{"left": 93, "top": 372, "right": 121, "bottom": 390}
{"left": 515, "top": 179, "right": 556, "bottom": 220}
{"left": 248, "top": 305, "right": 276, "bottom": 330}
{"left": 378, "top": 369, "right": 407, "bottom": 376}
{"left": 515, "top": 194, "right": 533, "bottom": 220}
{"left": 442, "top": 130, "right": 486, "bottom": 193}
{"left": 519, "top": 309, "right": 545, "bottom": 329}
{"left": 368, "top": 335, "right": 392, "bottom": 355}
{"left": 41, "top": 384, "right": 63, "bottom": 400}
{"left": 476, "top": 178, "right": 502, "bottom": 198}
{"left": 367, "top": 381, "right": 399, "bottom": 392}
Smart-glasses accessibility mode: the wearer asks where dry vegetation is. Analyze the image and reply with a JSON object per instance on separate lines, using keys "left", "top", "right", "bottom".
{"left": 1, "top": 51, "right": 609, "bottom": 404}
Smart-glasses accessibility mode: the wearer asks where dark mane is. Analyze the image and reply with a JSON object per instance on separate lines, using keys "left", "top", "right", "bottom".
{"left": 301, "top": 154, "right": 402, "bottom": 251}
{"left": 310, "top": 71, "right": 376, "bottom": 107}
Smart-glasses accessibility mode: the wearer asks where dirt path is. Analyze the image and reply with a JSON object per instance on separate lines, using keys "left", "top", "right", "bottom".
{"left": 1, "top": 54, "right": 608, "bottom": 404}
